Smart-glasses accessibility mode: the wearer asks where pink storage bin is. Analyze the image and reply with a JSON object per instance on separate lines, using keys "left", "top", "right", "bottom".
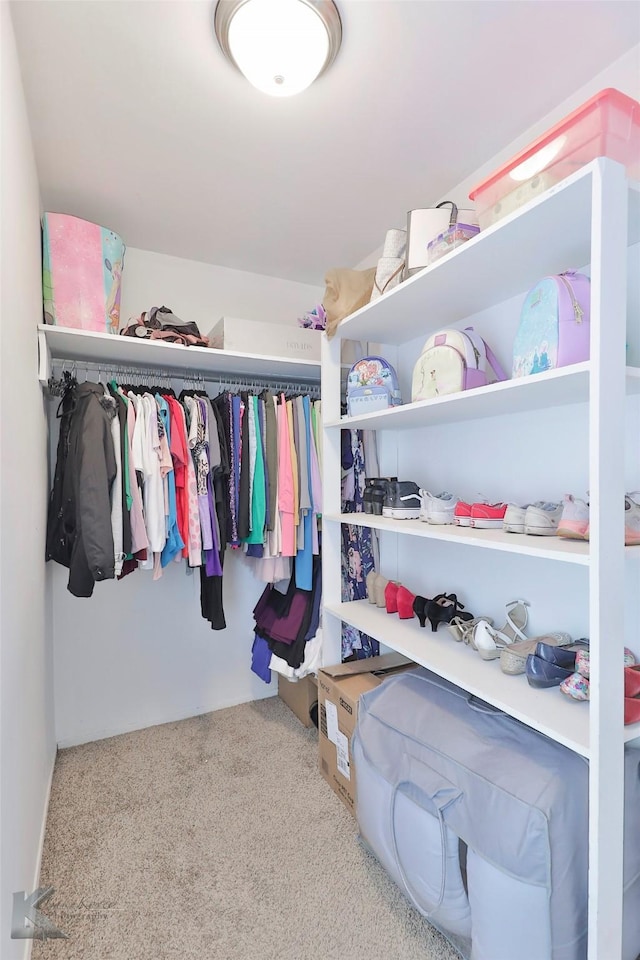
{"left": 469, "top": 88, "right": 640, "bottom": 229}
{"left": 42, "top": 213, "right": 126, "bottom": 334}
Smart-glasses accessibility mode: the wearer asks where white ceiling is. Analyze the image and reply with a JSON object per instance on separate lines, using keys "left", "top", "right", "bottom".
{"left": 11, "top": 0, "right": 640, "bottom": 285}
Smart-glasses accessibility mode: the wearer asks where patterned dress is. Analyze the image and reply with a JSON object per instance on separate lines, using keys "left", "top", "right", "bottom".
{"left": 341, "top": 429, "right": 379, "bottom": 660}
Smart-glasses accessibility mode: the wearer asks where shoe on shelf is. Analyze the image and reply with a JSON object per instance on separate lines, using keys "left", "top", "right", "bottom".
{"left": 624, "top": 663, "right": 640, "bottom": 698}
{"left": 396, "top": 585, "right": 416, "bottom": 619}
{"left": 557, "top": 494, "right": 590, "bottom": 540}
{"left": 556, "top": 491, "right": 640, "bottom": 544}
{"left": 453, "top": 499, "right": 473, "bottom": 527}
{"left": 424, "top": 593, "right": 473, "bottom": 633}
{"left": 419, "top": 490, "right": 458, "bottom": 525}
{"left": 560, "top": 672, "right": 590, "bottom": 701}
{"left": 525, "top": 655, "right": 574, "bottom": 688}
{"left": 382, "top": 481, "right": 422, "bottom": 519}
{"left": 365, "top": 477, "right": 398, "bottom": 516}
{"left": 473, "top": 599, "right": 529, "bottom": 660}
{"left": 624, "top": 697, "right": 640, "bottom": 725}
{"left": 524, "top": 501, "right": 563, "bottom": 536}
{"left": 366, "top": 570, "right": 379, "bottom": 604}
{"left": 375, "top": 575, "right": 389, "bottom": 608}
{"left": 503, "top": 503, "right": 535, "bottom": 534}
{"left": 575, "top": 648, "right": 590, "bottom": 678}
{"left": 625, "top": 492, "right": 640, "bottom": 545}
{"left": 384, "top": 580, "right": 400, "bottom": 614}
{"left": 413, "top": 596, "right": 428, "bottom": 628}
{"left": 500, "top": 632, "right": 573, "bottom": 675}
{"left": 447, "top": 615, "right": 493, "bottom": 645}
{"left": 577, "top": 647, "right": 635, "bottom": 681}
{"left": 469, "top": 502, "right": 508, "bottom": 529}
{"left": 535, "top": 639, "right": 589, "bottom": 671}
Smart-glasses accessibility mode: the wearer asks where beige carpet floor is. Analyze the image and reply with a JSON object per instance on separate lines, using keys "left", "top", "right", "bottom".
{"left": 33, "top": 697, "right": 458, "bottom": 960}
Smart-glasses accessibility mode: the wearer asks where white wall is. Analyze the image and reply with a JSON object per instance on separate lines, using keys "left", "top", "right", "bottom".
{"left": 52, "top": 251, "right": 322, "bottom": 748}
{"left": 120, "top": 246, "right": 323, "bottom": 330}
{"left": 356, "top": 44, "right": 640, "bottom": 270}
{"left": 0, "top": 4, "right": 56, "bottom": 958}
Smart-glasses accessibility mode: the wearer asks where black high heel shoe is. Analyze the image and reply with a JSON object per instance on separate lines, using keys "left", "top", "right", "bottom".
{"left": 425, "top": 594, "right": 473, "bottom": 633}
{"left": 413, "top": 596, "right": 428, "bottom": 628}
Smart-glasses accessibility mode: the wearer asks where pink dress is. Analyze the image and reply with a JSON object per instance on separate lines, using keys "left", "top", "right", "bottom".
{"left": 277, "top": 395, "right": 295, "bottom": 557}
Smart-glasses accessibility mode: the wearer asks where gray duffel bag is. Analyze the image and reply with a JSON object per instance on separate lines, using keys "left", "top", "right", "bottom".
{"left": 352, "top": 667, "right": 640, "bottom": 960}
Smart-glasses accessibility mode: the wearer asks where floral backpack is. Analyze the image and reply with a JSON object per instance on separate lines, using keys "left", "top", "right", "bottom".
{"left": 346, "top": 357, "right": 402, "bottom": 416}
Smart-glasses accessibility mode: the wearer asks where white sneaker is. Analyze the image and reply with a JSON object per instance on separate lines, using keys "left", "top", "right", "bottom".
{"left": 503, "top": 501, "right": 549, "bottom": 534}
{"left": 557, "top": 494, "right": 590, "bottom": 540}
{"left": 524, "top": 501, "right": 563, "bottom": 536}
{"left": 626, "top": 492, "right": 640, "bottom": 546}
{"left": 419, "top": 490, "right": 457, "bottom": 525}
{"left": 503, "top": 503, "right": 530, "bottom": 534}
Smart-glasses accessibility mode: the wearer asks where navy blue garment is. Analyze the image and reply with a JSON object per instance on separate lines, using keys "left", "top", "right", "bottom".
{"left": 251, "top": 634, "right": 272, "bottom": 684}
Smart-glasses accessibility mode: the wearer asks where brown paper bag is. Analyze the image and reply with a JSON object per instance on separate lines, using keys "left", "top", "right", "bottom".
{"left": 323, "top": 267, "right": 376, "bottom": 338}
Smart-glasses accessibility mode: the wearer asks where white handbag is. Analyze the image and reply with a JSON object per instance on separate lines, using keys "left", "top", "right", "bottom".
{"left": 370, "top": 228, "right": 407, "bottom": 302}
{"left": 405, "top": 202, "right": 478, "bottom": 277}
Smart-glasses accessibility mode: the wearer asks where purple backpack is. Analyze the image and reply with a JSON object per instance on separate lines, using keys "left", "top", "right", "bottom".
{"left": 512, "top": 272, "right": 591, "bottom": 378}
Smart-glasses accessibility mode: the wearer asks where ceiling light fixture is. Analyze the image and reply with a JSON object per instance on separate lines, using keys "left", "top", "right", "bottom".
{"left": 214, "top": 0, "right": 342, "bottom": 98}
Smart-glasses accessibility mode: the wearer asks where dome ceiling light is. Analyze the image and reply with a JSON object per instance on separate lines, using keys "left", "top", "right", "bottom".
{"left": 214, "top": 0, "right": 342, "bottom": 97}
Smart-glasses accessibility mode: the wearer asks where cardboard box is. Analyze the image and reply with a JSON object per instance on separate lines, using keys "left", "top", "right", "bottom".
{"left": 208, "top": 317, "right": 320, "bottom": 361}
{"left": 318, "top": 653, "right": 415, "bottom": 816}
{"left": 278, "top": 674, "right": 318, "bottom": 728}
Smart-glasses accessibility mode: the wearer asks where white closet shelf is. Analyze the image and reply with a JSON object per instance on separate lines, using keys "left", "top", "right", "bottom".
{"left": 326, "top": 363, "right": 640, "bottom": 431}
{"left": 336, "top": 159, "right": 640, "bottom": 346}
{"left": 324, "top": 600, "right": 592, "bottom": 757}
{"left": 37, "top": 324, "right": 321, "bottom": 385}
{"left": 325, "top": 514, "right": 600, "bottom": 565}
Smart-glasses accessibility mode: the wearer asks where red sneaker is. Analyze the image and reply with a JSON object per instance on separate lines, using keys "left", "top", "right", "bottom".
{"left": 469, "top": 502, "right": 507, "bottom": 529}
{"left": 453, "top": 500, "right": 472, "bottom": 527}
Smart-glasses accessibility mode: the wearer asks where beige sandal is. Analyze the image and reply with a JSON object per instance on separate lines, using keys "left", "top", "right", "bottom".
{"left": 447, "top": 615, "right": 493, "bottom": 645}
{"left": 500, "top": 632, "right": 572, "bottom": 675}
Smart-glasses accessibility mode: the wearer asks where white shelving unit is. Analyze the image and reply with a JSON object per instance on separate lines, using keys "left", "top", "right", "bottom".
{"left": 321, "top": 158, "right": 639, "bottom": 959}
{"left": 37, "top": 324, "right": 322, "bottom": 386}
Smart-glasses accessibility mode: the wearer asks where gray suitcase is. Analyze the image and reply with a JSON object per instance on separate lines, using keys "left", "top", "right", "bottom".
{"left": 352, "top": 667, "right": 640, "bottom": 960}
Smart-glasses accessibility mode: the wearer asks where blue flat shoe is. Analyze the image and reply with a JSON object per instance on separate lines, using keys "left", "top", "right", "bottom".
{"left": 535, "top": 640, "right": 589, "bottom": 671}
{"left": 526, "top": 654, "right": 574, "bottom": 688}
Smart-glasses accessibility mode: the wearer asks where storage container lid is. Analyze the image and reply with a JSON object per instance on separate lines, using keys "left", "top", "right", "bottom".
{"left": 468, "top": 88, "right": 640, "bottom": 200}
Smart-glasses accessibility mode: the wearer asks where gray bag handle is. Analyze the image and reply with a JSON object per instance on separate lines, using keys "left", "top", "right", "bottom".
{"left": 390, "top": 753, "right": 463, "bottom": 919}
{"left": 436, "top": 201, "right": 459, "bottom": 228}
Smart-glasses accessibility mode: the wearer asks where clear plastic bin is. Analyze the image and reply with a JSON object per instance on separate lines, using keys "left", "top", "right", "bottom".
{"left": 469, "top": 88, "right": 640, "bottom": 230}
{"left": 426, "top": 223, "right": 480, "bottom": 265}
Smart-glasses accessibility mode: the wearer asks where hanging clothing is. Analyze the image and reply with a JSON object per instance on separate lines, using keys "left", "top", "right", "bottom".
{"left": 158, "top": 395, "right": 184, "bottom": 567}
{"left": 246, "top": 396, "right": 267, "bottom": 544}
{"left": 46, "top": 376, "right": 321, "bottom": 657}
{"left": 341, "top": 429, "right": 378, "bottom": 660}
{"left": 123, "top": 395, "right": 148, "bottom": 556}
{"left": 278, "top": 396, "right": 296, "bottom": 557}
{"left": 165, "top": 397, "right": 189, "bottom": 557}
{"left": 295, "top": 396, "right": 313, "bottom": 591}
{"left": 103, "top": 386, "right": 124, "bottom": 577}
{"left": 47, "top": 381, "right": 117, "bottom": 598}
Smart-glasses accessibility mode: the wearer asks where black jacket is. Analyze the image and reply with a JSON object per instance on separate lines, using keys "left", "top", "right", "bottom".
{"left": 46, "top": 382, "right": 117, "bottom": 597}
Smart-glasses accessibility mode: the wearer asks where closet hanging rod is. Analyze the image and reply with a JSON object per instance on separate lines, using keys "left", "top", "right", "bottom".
{"left": 48, "top": 358, "right": 322, "bottom": 398}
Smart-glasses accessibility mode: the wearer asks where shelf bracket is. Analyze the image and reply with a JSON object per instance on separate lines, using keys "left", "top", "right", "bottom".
{"left": 38, "top": 326, "right": 52, "bottom": 385}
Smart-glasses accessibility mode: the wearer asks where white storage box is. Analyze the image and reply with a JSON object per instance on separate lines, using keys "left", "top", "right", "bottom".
{"left": 209, "top": 317, "right": 320, "bottom": 361}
